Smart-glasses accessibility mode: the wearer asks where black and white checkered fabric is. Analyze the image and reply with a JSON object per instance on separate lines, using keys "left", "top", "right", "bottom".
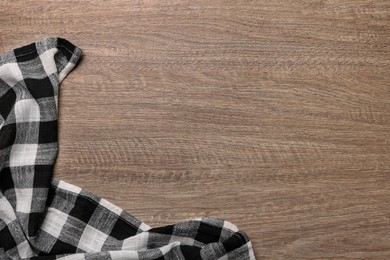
{"left": 0, "top": 37, "right": 255, "bottom": 260}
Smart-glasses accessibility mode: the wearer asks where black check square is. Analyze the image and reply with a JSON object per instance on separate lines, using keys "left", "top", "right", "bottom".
{"left": 150, "top": 224, "right": 174, "bottom": 235}
{"left": 50, "top": 239, "right": 77, "bottom": 255}
{"left": 33, "top": 165, "right": 53, "bottom": 188}
{"left": 0, "top": 167, "right": 14, "bottom": 192}
{"left": 69, "top": 196, "right": 98, "bottom": 224}
{"left": 109, "top": 217, "right": 138, "bottom": 240}
{"left": 180, "top": 245, "right": 202, "bottom": 259}
{"left": 28, "top": 212, "right": 44, "bottom": 237}
{"left": 0, "top": 225, "right": 17, "bottom": 250}
{"left": 31, "top": 255, "right": 56, "bottom": 260}
{"left": 0, "top": 123, "right": 16, "bottom": 149}
{"left": 195, "top": 222, "right": 222, "bottom": 244}
{"left": 0, "top": 88, "right": 16, "bottom": 120}
{"left": 57, "top": 38, "right": 76, "bottom": 60}
{"left": 38, "top": 120, "right": 57, "bottom": 143}
{"left": 24, "top": 77, "right": 54, "bottom": 99}
{"left": 14, "top": 42, "right": 39, "bottom": 63}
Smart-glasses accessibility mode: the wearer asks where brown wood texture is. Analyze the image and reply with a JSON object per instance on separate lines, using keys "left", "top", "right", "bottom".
{"left": 1, "top": 0, "right": 390, "bottom": 258}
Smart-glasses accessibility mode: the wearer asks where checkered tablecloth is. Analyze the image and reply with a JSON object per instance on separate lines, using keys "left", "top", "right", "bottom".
{"left": 0, "top": 37, "right": 255, "bottom": 260}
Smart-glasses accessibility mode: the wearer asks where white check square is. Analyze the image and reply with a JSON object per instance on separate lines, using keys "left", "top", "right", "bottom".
{"left": 59, "top": 62, "right": 75, "bottom": 83}
{"left": 223, "top": 221, "right": 239, "bottom": 232}
{"left": 15, "top": 188, "right": 33, "bottom": 213}
{"left": 41, "top": 208, "right": 68, "bottom": 238}
{"left": 10, "top": 144, "right": 38, "bottom": 167}
{"left": 99, "top": 198, "right": 123, "bottom": 216}
{"left": 15, "top": 99, "right": 40, "bottom": 123}
{"left": 109, "top": 251, "right": 139, "bottom": 259}
{"left": 16, "top": 240, "right": 34, "bottom": 258}
{"left": 122, "top": 232, "right": 149, "bottom": 250}
{"left": 0, "top": 196, "right": 17, "bottom": 224}
{"left": 0, "top": 63, "right": 23, "bottom": 87}
{"left": 78, "top": 225, "right": 108, "bottom": 252}
{"left": 39, "top": 48, "right": 58, "bottom": 76}
{"left": 57, "top": 181, "right": 82, "bottom": 194}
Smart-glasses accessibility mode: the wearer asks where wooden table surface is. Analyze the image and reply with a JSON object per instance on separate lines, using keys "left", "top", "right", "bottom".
{"left": 1, "top": 1, "right": 390, "bottom": 258}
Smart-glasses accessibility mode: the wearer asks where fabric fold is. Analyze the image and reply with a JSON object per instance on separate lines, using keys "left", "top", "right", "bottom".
{"left": 0, "top": 37, "right": 255, "bottom": 260}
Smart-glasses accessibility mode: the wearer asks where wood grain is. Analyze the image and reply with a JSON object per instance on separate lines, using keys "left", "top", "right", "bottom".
{"left": 1, "top": 0, "right": 390, "bottom": 258}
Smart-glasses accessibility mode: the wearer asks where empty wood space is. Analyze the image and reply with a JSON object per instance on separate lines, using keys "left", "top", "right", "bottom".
{"left": 1, "top": 0, "right": 389, "bottom": 258}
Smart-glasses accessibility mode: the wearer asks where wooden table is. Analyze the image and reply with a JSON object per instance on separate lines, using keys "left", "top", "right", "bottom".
{"left": 1, "top": 1, "right": 389, "bottom": 258}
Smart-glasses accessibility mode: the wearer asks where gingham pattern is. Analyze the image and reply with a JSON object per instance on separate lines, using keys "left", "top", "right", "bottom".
{"left": 0, "top": 37, "right": 255, "bottom": 260}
